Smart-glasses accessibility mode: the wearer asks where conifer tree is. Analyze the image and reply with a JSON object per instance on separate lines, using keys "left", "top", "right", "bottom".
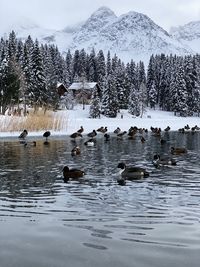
{"left": 89, "top": 87, "right": 101, "bottom": 118}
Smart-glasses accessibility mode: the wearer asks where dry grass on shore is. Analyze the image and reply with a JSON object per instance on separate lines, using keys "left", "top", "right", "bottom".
{"left": 0, "top": 110, "right": 64, "bottom": 132}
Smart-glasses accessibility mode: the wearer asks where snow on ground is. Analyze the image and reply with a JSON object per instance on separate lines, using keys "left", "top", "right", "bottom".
{"left": 0, "top": 105, "right": 200, "bottom": 138}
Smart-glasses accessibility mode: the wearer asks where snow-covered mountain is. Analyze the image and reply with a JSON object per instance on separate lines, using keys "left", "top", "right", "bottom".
{"left": 0, "top": 6, "right": 196, "bottom": 63}
{"left": 170, "top": 21, "right": 200, "bottom": 54}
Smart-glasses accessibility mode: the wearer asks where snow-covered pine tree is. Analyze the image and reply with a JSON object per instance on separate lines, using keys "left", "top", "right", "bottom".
{"left": 29, "top": 39, "right": 47, "bottom": 111}
{"left": 148, "top": 80, "right": 157, "bottom": 109}
{"left": 65, "top": 49, "right": 73, "bottom": 83}
{"left": 101, "top": 54, "right": 118, "bottom": 118}
{"left": 88, "top": 48, "right": 97, "bottom": 82}
{"left": 72, "top": 50, "right": 80, "bottom": 81}
{"left": 184, "top": 55, "right": 197, "bottom": 115}
{"left": 128, "top": 84, "right": 140, "bottom": 116}
{"left": 170, "top": 60, "right": 188, "bottom": 116}
{"left": 96, "top": 50, "right": 106, "bottom": 99}
{"left": 89, "top": 86, "right": 101, "bottom": 118}
{"left": 146, "top": 55, "right": 155, "bottom": 104}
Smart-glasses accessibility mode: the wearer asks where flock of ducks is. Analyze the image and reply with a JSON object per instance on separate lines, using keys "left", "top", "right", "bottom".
{"left": 61, "top": 123, "right": 194, "bottom": 186}
{"left": 18, "top": 123, "right": 195, "bottom": 186}
{"left": 18, "top": 129, "right": 51, "bottom": 146}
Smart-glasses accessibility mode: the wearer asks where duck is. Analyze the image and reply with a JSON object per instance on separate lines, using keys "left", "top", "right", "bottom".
{"left": 164, "top": 126, "right": 171, "bottom": 132}
{"left": 43, "top": 131, "right": 51, "bottom": 141}
{"left": 87, "top": 130, "right": 97, "bottom": 138}
{"left": 152, "top": 154, "right": 177, "bottom": 168}
{"left": 117, "top": 131, "right": 127, "bottom": 138}
{"left": 101, "top": 127, "right": 108, "bottom": 133}
{"left": 71, "top": 146, "right": 81, "bottom": 156}
{"left": 117, "top": 162, "right": 149, "bottom": 180}
{"left": 18, "top": 129, "right": 28, "bottom": 139}
{"left": 77, "top": 126, "right": 84, "bottom": 134}
{"left": 84, "top": 138, "right": 95, "bottom": 146}
{"left": 62, "top": 166, "right": 85, "bottom": 182}
{"left": 171, "top": 147, "right": 187, "bottom": 155}
{"left": 70, "top": 132, "right": 82, "bottom": 141}
{"left": 114, "top": 127, "right": 121, "bottom": 134}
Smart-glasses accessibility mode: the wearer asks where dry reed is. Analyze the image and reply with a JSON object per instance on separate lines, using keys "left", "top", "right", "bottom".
{"left": 0, "top": 109, "right": 64, "bottom": 132}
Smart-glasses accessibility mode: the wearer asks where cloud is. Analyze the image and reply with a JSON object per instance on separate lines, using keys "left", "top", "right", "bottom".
{"left": 0, "top": 0, "right": 200, "bottom": 32}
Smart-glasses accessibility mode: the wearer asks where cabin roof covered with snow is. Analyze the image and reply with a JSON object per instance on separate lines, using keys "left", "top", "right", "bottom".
{"left": 68, "top": 82, "right": 98, "bottom": 90}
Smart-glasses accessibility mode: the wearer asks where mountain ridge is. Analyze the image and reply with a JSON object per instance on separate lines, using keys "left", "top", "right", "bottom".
{"left": 0, "top": 6, "right": 198, "bottom": 63}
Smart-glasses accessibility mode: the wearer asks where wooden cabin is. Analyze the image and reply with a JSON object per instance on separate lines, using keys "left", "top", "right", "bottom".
{"left": 68, "top": 82, "right": 101, "bottom": 103}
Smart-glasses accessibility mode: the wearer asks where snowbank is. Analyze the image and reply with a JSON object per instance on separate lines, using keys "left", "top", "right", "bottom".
{"left": 0, "top": 105, "right": 200, "bottom": 138}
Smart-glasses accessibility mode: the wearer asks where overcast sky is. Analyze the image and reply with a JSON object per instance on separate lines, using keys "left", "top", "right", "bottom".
{"left": 0, "top": 0, "right": 200, "bottom": 32}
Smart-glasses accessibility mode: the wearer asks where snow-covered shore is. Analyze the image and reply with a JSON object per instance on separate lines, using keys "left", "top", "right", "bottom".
{"left": 0, "top": 105, "right": 200, "bottom": 138}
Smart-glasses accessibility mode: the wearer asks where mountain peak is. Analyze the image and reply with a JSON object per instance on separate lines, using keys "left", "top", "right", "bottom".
{"left": 91, "top": 6, "right": 116, "bottom": 18}
{"left": 75, "top": 6, "right": 117, "bottom": 41}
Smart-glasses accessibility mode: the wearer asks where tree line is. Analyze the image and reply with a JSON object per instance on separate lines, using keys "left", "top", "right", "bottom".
{"left": 0, "top": 31, "right": 200, "bottom": 118}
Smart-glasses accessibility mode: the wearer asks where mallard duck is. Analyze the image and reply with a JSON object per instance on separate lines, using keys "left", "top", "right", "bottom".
{"left": 114, "top": 127, "right": 121, "bottom": 134}
{"left": 84, "top": 138, "right": 95, "bottom": 146}
{"left": 77, "top": 126, "right": 84, "bottom": 134}
{"left": 63, "top": 166, "right": 85, "bottom": 182}
{"left": 87, "top": 130, "right": 97, "bottom": 138}
{"left": 117, "top": 131, "right": 127, "bottom": 138}
{"left": 171, "top": 147, "right": 187, "bottom": 155}
{"left": 117, "top": 162, "right": 149, "bottom": 180}
{"left": 70, "top": 132, "right": 82, "bottom": 140}
{"left": 18, "top": 129, "right": 28, "bottom": 139}
{"left": 152, "top": 154, "right": 177, "bottom": 168}
{"left": 97, "top": 126, "right": 104, "bottom": 132}
{"left": 71, "top": 146, "right": 81, "bottom": 156}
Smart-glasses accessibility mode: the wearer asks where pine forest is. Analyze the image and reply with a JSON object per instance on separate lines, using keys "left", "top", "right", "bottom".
{"left": 1, "top": 31, "right": 200, "bottom": 119}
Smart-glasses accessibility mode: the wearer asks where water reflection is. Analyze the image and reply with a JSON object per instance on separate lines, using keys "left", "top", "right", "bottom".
{"left": 0, "top": 132, "right": 200, "bottom": 267}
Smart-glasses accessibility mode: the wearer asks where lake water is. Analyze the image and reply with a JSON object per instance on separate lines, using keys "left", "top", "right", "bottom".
{"left": 0, "top": 131, "right": 200, "bottom": 267}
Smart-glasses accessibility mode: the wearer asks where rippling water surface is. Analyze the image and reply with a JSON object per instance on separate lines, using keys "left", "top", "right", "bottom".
{"left": 0, "top": 132, "right": 200, "bottom": 267}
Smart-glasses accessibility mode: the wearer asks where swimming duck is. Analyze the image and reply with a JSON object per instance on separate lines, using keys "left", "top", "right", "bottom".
{"left": 171, "top": 147, "right": 187, "bottom": 155}
{"left": 87, "top": 130, "right": 97, "bottom": 138}
{"left": 70, "top": 132, "right": 82, "bottom": 141}
{"left": 84, "top": 139, "right": 95, "bottom": 146}
{"left": 63, "top": 166, "right": 85, "bottom": 182}
{"left": 152, "top": 154, "right": 177, "bottom": 168}
{"left": 117, "top": 162, "right": 149, "bottom": 180}
{"left": 117, "top": 131, "right": 127, "bottom": 138}
{"left": 71, "top": 146, "right": 81, "bottom": 156}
